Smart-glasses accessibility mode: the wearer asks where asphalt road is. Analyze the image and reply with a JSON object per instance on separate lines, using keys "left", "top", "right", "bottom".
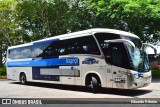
{"left": 0, "top": 78, "right": 160, "bottom": 98}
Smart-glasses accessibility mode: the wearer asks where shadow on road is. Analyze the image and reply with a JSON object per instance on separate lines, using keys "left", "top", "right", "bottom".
{"left": 11, "top": 82, "right": 152, "bottom": 97}
{"left": 99, "top": 88, "right": 151, "bottom": 97}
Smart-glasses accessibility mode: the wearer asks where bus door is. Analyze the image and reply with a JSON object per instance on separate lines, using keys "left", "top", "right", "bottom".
{"left": 105, "top": 42, "right": 130, "bottom": 89}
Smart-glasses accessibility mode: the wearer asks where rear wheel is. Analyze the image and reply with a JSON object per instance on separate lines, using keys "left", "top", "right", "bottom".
{"left": 20, "top": 73, "right": 27, "bottom": 85}
{"left": 90, "top": 76, "right": 100, "bottom": 93}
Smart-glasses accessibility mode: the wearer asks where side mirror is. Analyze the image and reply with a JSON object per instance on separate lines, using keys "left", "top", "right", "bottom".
{"left": 142, "top": 43, "right": 157, "bottom": 55}
{"left": 154, "top": 55, "right": 160, "bottom": 64}
{"left": 154, "top": 54, "right": 159, "bottom": 59}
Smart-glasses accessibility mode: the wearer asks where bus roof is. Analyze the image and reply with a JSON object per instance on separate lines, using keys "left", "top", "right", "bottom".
{"left": 8, "top": 28, "right": 139, "bottom": 49}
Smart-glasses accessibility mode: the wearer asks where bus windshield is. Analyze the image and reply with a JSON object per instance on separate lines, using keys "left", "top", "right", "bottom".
{"left": 123, "top": 36, "right": 150, "bottom": 72}
{"left": 95, "top": 33, "right": 150, "bottom": 72}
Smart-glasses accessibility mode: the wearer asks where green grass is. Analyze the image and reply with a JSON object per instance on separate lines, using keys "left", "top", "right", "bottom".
{"left": 152, "top": 69, "right": 160, "bottom": 77}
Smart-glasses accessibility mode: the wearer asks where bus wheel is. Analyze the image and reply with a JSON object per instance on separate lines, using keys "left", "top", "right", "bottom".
{"left": 20, "top": 73, "right": 27, "bottom": 85}
{"left": 90, "top": 76, "right": 100, "bottom": 93}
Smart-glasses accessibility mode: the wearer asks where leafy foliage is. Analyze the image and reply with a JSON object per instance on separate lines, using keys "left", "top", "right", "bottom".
{"left": 0, "top": 65, "right": 6, "bottom": 76}
{"left": 0, "top": 0, "right": 20, "bottom": 67}
{"left": 86, "top": 0, "right": 160, "bottom": 43}
{"left": 15, "top": 0, "right": 93, "bottom": 40}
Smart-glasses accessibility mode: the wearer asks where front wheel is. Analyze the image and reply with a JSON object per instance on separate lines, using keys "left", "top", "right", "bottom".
{"left": 90, "top": 76, "right": 100, "bottom": 93}
{"left": 20, "top": 73, "right": 27, "bottom": 85}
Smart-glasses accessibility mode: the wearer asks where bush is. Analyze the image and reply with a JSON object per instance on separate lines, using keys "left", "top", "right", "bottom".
{"left": 152, "top": 69, "right": 160, "bottom": 77}
{"left": 0, "top": 66, "right": 6, "bottom": 76}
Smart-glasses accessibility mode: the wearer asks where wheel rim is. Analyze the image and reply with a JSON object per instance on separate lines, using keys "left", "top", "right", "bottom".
{"left": 21, "top": 75, "right": 26, "bottom": 83}
{"left": 90, "top": 81, "right": 93, "bottom": 88}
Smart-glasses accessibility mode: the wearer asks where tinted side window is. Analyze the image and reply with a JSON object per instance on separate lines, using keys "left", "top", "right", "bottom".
{"left": 76, "top": 36, "right": 100, "bottom": 55}
{"left": 8, "top": 49, "right": 13, "bottom": 59}
{"left": 42, "top": 40, "right": 65, "bottom": 57}
{"left": 42, "top": 35, "right": 100, "bottom": 57}
{"left": 95, "top": 33, "right": 120, "bottom": 41}
{"left": 8, "top": 48, "right": 21, "bottom": 59}
{"left": 8, "top": 46, "right": 32, "bottom": 59}
{"left": 32, "top": 44, "right": 44, "bottom": 58}
{"left": 106, "top": 43, "right": 130, "bottom": 69}
{"left": 112, "top": 44, "right": 124, "bottom": 67}
{"left": 95, "top": 33, "right": 120, "bottom": 50}
{"left": 21, "top": 46, "right": 32, "bottom": 59}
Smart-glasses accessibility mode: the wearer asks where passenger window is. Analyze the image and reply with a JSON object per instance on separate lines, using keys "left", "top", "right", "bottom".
{"left": 8, "top": 49, "right": 13, "bottom": 59}
{"left": 76, "top": 36, "right": 100, "bottom": 55}
{"left": 21, "top": 46, "right": 32, "bottom": 59}
{"left": 8, "top": 48, "right": 21, "bottom": 59}
{"left": 32, "top": 44, "right": 44, "bottom": 57}
{"left": 95, "top": 33, "right": 120, "bottom": 49}
{"left": 41, "top": 35, "right": 100, "bottom": 57}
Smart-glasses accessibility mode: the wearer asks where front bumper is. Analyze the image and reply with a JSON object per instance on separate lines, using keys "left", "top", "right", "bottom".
{"left": 128, "top": 70, "right": 152, "bottom": 89}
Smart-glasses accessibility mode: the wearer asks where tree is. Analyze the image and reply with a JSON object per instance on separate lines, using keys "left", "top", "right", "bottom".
{"left": 15, "top": 0, "right": 94, "bottom": 39}
{"left": 0, "top": 0, "right": 21, "bottom": 67}
{"left": 86, "top": 0, "right": 160, "bottom": 43}
{"left": 16, "top": 0, "right": 71, "bottom": 40}
{"left": 65, "top": 0, "right": 93, "bottom": 32}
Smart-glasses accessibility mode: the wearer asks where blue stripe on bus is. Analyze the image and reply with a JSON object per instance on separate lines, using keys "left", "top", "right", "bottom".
{"left": 33, "top": 38, "right": 59, "bottom": 45}
{"left": 7, "top": 57, "right": 79, "bottom": 67}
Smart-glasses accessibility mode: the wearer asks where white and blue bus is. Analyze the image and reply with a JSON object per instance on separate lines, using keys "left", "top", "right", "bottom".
{"left": 6, "top": 28, "right": 155, "bottom": 92}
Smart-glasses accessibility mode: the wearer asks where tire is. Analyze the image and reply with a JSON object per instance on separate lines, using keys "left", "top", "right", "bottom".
{"left": 20, "top": 73, "right": 27, "bottom": 85}
{"left": 91, "top": 76, "right": 100, "bottom": 93}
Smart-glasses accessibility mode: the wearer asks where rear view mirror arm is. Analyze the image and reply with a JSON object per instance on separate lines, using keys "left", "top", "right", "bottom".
{"left": 104, "top": 39, "right": 135, "bottom": 49}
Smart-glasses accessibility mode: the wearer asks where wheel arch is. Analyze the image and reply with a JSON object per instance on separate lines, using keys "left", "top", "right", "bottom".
{"left": 84, "top": 71, "right": 102, "bottom": 86}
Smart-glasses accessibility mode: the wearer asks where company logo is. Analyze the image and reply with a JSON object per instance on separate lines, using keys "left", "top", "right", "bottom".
{"left": 82, "top": 58, "right": 99, "bottom": 64}
{"left": 138, "top": 72, "right": 144, "bottom": 77}
{"left": 66, "top": 58, "right": 79, "bottom": 65}
{"left": 2, "top": 99, "right": 11, "bottom": 104}
{"left": 1, "top": 99, "right": 42, "bottom": 104}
